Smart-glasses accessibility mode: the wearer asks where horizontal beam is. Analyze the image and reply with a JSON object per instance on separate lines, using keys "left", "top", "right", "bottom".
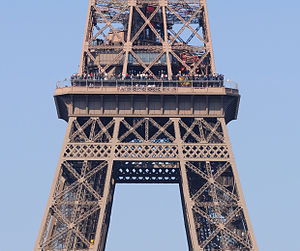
{"left": 62, "top": 143, "right": 230, "bottom": 161}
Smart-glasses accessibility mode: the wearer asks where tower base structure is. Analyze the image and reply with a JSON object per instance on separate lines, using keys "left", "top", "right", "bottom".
{"left": 35, "top": 83, "right": 258, "bottom": 251}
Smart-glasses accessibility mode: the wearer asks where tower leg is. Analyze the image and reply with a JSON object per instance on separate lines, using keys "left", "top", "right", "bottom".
{"left": 34, "top": 118, "right": 75, "bottom": 251}
{"left": 174, "top": 117, "right": 258, "bottom": 251}
{"left": 34, "top": 117, "right": 121, "bottom": 251}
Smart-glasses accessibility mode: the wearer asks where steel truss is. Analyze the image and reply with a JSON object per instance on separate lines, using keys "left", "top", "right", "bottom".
{"left": 79, "top": 0, "right": 215, "bottom": 79}
{"left": 35, "top": 117, "right": 258, "bottom": 251}
{"left": 35, "top": 0, "right": 258, "bottom": 250}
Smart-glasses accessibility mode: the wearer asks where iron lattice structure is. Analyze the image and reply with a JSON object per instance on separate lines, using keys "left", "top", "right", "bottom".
{"left": 79, "top": 0, "right": 215, "bottom": 78}
{"left": 35, "top": 0, "right": 258, "bottom": 250}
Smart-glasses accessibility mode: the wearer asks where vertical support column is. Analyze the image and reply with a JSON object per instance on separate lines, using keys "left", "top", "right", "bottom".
{"left": 220, "top": 118, "right": 258, "bottom": 251}
{"left": 79, "top": 0, "right": 96, "bottom": 75}
{"left": 92, "top": 117, "right": 122, "bottom": 251}
{"left": 201, "top": 0, "right": 216, "bottom": 74}
{"left": 172, "top": 118, "right": 202, "bottom": 251}
{"left": 162, "top": 3, "right": 173, "bottom": 79}
{"left": 34, "top": 117, "right": 75, "bottom": 251}
{"left": 122, "top": 4, "right": 134, "bottom": 79}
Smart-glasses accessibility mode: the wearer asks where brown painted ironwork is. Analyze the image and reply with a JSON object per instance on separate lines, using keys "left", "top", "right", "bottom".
{"left": 79, "top": 0, "right": 215, "bottom": 79}
{"left": 35, "top": 0, "right": 258, "bottom": 250}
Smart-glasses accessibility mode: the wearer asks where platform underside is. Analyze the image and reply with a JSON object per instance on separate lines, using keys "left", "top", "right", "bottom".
{"left": 54, "top": 87, "right": 239, "bottom": 124}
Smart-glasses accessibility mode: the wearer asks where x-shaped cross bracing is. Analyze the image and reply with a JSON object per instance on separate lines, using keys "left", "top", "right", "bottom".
{"left": 80, "top": 0, "right": 215, "bottom": 78}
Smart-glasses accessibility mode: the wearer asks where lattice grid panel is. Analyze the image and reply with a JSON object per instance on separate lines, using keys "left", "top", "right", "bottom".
{"left": 114, "top": 144, "right": 178, "bottom": 159}
{"left": 64, "top": 144, "right": 112, "bottom": 159}
{"left": 183, "top": 145, "right": 229, "bottom": 159}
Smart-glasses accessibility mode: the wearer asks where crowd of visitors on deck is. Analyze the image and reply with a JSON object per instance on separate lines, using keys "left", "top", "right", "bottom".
{"left": 70, "top": 71, "right": 224, "bottom": 82}
{"left": 66, "top": 71, "right": 226, "bottom": 90}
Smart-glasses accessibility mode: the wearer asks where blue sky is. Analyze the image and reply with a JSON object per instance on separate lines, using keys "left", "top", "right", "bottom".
{"left": 0, "top": 1, "right": 299, "bottom": 250}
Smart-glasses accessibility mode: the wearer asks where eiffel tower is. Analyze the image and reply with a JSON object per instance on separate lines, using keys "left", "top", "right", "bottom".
{"left": 35, "top": 0, "right": 258, "bottom": 250}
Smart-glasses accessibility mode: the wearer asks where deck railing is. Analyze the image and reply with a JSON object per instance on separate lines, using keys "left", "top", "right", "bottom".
{"left": 56, "top": 79, "right": 238, "bottom": 93}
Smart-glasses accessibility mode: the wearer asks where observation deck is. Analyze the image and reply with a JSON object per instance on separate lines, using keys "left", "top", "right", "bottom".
{"left": 54, "top": 78, "right": 240, "bottom": 124}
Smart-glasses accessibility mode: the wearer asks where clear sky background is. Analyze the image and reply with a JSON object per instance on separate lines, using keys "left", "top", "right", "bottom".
{"left": 0, "top": 0, "right": 299, "bottom": 250}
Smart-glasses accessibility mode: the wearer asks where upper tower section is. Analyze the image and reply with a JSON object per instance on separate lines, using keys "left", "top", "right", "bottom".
{"left": 79, "top": 0, "right": 215, "bottom": 80}
{"left": 54, "top": 0, "right": 239, "bottom": 123}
